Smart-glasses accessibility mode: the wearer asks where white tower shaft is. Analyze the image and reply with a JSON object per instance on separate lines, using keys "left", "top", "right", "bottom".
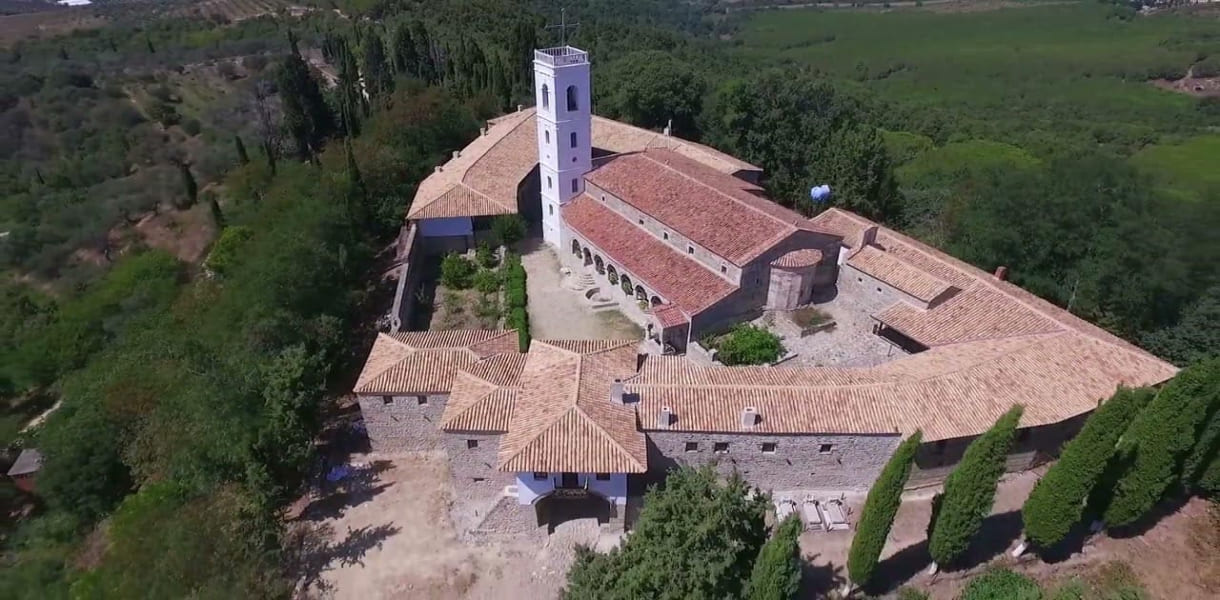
{"left": 534, "top": 46, "right": 592, "bottom": 249}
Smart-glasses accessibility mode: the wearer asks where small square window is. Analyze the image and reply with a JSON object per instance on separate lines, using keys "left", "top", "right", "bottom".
{"left": 663, "top": 231, "right": 669, "bottom": 240}
{"left": 416, "top": 395, "right": 428, "bottom": 406}
{"left": 637, "top": 218, "right": 644, "bottom": 225}
{"left": 876, "top": 287, "right": 882, "bottom": 293}
{"left": 684, "top": 441, "right": 699, "bottom": 453}
{"left": 819, "top": 443, "right": 834, "bottom": 454}
{"left": 761, "top": 442, "right": 777, "bottom": 454}
{"left": 382, "top": 395, "right": 393, "bottom": 405}
{"left": 532, "top": 472, "right": 548, "bottom": 481}
{"left": 466, "top": 439, "right": 479, "bottom": 449}
{"left": 601, "top": 195, "right": 606, "bottom": 202}
{"left": 720, "top": 265, "right": 727, "bottom": 274}
{"left": 713, "top": 442, "right": 730, "bottom": 454}
{"left": 687, "top": 245, "right": 695, "bottom": 255}
{"left": 595, "top": 473, "right": 610, "bottom": 481}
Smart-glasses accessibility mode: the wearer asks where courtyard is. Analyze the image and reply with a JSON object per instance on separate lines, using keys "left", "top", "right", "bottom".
{"left": 519, "top": 238, "right": 643, "bottom": 341}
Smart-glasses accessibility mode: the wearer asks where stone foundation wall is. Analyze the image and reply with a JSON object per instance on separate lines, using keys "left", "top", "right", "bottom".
{"left": 907, "top": 417, "right": 1087, "bottom": 488}
{"left": 356, "top": 393, "right": 448, "bottom": 453}
{"left": 647, "top": 431, "right": 901, "bottom": 492}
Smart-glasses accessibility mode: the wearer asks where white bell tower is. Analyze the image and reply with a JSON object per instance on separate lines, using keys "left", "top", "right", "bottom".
{"left": 534, "top": 46, "right": 592, "bottom": 249}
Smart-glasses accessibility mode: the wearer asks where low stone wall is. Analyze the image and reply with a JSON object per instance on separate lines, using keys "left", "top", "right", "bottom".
{"left": 390, "top": 223, "right": 423, "bottom": 332}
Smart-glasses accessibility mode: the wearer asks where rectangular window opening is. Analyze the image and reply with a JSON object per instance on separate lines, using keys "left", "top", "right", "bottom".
{"left": 713, "top": 442, "right": 730, "bottom": 454}
{"left": 532, "top": 472, "right": 548, "bottom": 481}
{"left": 819, "top": 443, "right": 834, "bottom": 454}
{"left": 687, "top": 245, "right": 695, "bottom": 255}
{"left": 638, "top": 218, "right": 644, "bottom": 225}
{"left": 571, "top": 179, "right": 579, "bottom": 194}
{"left": 473, "top": 477, "right": 485, "bottom": 483}
{"left": 416, "top": 395, "right": 428, "bottom": 406}
{"left": 466, "top": 439, "right": 479, "bottom": 449}
{"left": 595, "top": 473, "right": 611, "bottom": 481}
{"left": 547, "top": 176, "right": 552, "bottom": 189}
{"left": 720, "top": 265, "right": 727, "bottom": 274}
{"left": 761, "top": 442, "right": 777, "bottom": 454}
{"left": 381, "top": 395, "right": 393, "bottom": 405}
{"left": 548, "top": 204, "right": 554, "bottom": 216}
{"left": 684, "top": 441, "right": 698, "bottom": 453}
{"left": 663, "top": 231, "right": 669, "bottom": 240}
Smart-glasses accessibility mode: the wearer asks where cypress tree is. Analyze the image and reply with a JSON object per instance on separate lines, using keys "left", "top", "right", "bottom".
{"left": 928, "top": 405, "right": 1023, "bottom": 568}
{"left": 847, "top": 430, "right": 922, "bottom": 589}
{"left": 178, "top": 163, "right": 198, "bottom": 208}
{"left": 744, "top": 514, "right": 803, "bottom": 600}
{"left": 390, "top": 23, "right": 417, "bottom": 76}
{"left": 1022, "top": 387, "right": 1153, "bottom": 548}
{"left": 361, "top": 31, "right": 393, "bottom": 97}
{"left": 1101, "top": 360, "right": 1220, "bottom": 527}
{"left": 234, "top": 135, "right": 249, "bottom": 165}
{"left": 276, "top": 47, "right": 334, "bottom": 159}
{"left": 1180, "top": 358, "right": 1220, "bottom": 489}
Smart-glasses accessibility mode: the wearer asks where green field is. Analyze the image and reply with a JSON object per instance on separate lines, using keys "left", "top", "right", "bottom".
{"left": 1131, "top": 134, "right": 1220, "bottom": 201}
{"left": 735, "top": 3, "right": 1220, "bottom": 152}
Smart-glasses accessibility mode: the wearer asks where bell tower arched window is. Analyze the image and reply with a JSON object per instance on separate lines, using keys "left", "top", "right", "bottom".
{"left": 566, "top": 85, "right": 578, "bottom": 111}
{"left": 541, "top": 84, "right": 550, "bottom": 109}
{"left": 570, "top": 132, "right": 577, "bottom": 148}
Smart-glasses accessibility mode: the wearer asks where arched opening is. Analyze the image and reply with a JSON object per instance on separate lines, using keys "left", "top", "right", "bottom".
{"left": 569, "top": 131, "right": 577, "bottom": 148}
{"left": 606, "top": 265, "right": 618, "bottom": 284}
{"left": 545, "top": 129, "right": 550, "bottom": 144}
{"left": 620, "top": 274, "right": 633, "bottom": 296}
{"left": 582, "top": 248, "right": 592, "bottom": 266}
{"left": 635, "top": 285, "right": 646, "bottom": 301}
{"left": 594, "top": 255, "right": 605, "bottom": 275}
{"left": 570, "top": 239, "right": 581, "bottom": 256}
{"left": 566, "top": 85, "right": 578, "bottom": 111}
{"left": 650, "top": 295, "right": 662, "bottom": 307}
{"left": 541, "top": 83, "right": 550, "bottom": 109}
{"left": 533, "top": 489, "right": 613, "bottom": 533}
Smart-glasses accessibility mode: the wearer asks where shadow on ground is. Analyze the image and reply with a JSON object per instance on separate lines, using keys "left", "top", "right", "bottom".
{"left": 866, "top": 510, "right": 1024, "bottom": 595}
{"left": 289, "top": 521, "right": 402, "bottom": 595}
{"left": 800, "top": 552, "right": 847, "bottom": 598}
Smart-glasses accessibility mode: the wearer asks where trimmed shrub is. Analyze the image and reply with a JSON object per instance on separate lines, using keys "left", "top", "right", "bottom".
{"left": 959, "top": 567, "right": 1042, "bottom": 600}
{"left": 1181, "top": 359, "right": 1220, "bottom": 490}
{"left": 502, "top": 252, "right": 530, "bottom": 351}
{"left": 717, "top": 325, "right": 784, "bottom": 366}
{"left": 475, "top": 243, "right": 497, "bottom": 269}
{"left": 1022, "top": 387, "right": 1153, "bottom": 548}
{"left": 1100, "top": 360, "right": 1220, "bottom": 527}
{"left": 473, "top": 270, "right": 499, "bottom": 295}
{"left": 848, "top": 430, "right": 922, "bottom": 588}
{"left": 440, "top": 253, "right": 476, "bottom": 289}
{"left": 929, "top": 405, "right": 1023, "bottom": 567}
{"left": 745, "top": 514, "right": 803, "bottom": 600}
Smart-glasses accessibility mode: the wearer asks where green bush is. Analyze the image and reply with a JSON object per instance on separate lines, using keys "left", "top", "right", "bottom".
{"left": 959, "top": 568, "right": 1042, "bottom": 600}
{"left": 502, "top": 252, "right": 529, "bottom": 351}
{"left": 716, "top": 325, "right": 784, "bottom": 366}
{"left": 744, "top": 514, "right": 803, "bottom": 600}
{"left": 440, "top": 253, "right": 476, "bottom": 289}
{"left": 206, "top": 226, "right": 254, "bottom": 276}
{"left": 848, "top": 430, "right": 922, "bottom": 588}
{"left": 473, "top": 269, "right": 499, "bottom": 294}
{"left": 182, "top": 118, "right": 202, "bottom": 136}
{"left": 897, "top": 587, "right": 930, "bottom": 600}
{"left": 1022, "top": 387, "right": 1153, "bottom": 548}
{"left": 929, "top": 405, "right": 1023, "bottom": 567}
{"left": 475, "top": 243, "right": 497, "bottom": 269}
{"left": 491, "top": 214, "right": 527, "bottom": 247}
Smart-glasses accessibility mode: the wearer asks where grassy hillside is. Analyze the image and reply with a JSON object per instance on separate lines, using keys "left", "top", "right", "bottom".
{"left": 1131, "top": 134, "right": 1220, "bottom": 201}
{"left": 734, "top": 3, "right": 1220, "bottom": 153}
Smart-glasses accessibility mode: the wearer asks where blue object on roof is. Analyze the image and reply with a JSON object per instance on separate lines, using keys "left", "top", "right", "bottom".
{"left": 810, "top": 185, "right": 832, "bottom": 202}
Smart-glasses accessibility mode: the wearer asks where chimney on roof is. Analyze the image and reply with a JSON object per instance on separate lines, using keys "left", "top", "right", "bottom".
{"left": 435, "top": 165, "right": 443, "bottom": 173}
{"left": 663, "top": 118, "right": 672, "bottom": 137}
{"left": 610, "top": 378, "right": 624, "bottom": 404}
{"left": 741, "top": 406, "right": 759, "bottom": 429}
{"left": 658, "top": 406, "right": 673, "bottom": 429}
{"left": 860, "top": 225, "right": 878, "bottom": 248}
{"left": 452, "top": 150, "right": 461, "bottom": 159}
{"left": 994, "top": 266, "right": 1008, "bottom": 281}
{"left": 517, "top": 104, "right": 523, "bottom": 112}
{"left": 480, "top": 125, "right": 488, "bottom": 136}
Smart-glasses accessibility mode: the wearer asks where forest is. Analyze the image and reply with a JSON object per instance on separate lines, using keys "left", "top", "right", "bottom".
{"left": 1, "top": 0, "right": 1218, "bottom": 596}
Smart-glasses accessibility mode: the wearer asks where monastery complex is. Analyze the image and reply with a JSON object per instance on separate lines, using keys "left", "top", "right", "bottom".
{"left": 354, "top": 46, "right": 1177, "bottom": 534}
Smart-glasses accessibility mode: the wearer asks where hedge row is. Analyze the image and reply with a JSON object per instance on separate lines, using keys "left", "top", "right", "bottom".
{"left": 503, "top": 252, "right": 530, "bottom": 352}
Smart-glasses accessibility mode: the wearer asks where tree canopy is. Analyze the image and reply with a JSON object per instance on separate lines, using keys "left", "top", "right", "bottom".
{"left": 848, "top": 431, "right": 922, "bottom": 589}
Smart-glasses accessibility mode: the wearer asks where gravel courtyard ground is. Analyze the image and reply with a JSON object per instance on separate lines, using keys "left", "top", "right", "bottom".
{"left": 519, "top": 239, "right": 642, "bottom": 341}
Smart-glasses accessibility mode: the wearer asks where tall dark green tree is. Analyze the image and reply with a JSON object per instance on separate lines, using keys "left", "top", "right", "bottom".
{"left": 276, "top": 34, "right": 335, "bottom": 159}
{"left": 1100, "top": 360, "right": 1220, "bottom": 527}
{"left": 410, "top": 21, "right": 437, "bottom": 84}
{"left": 848, "top": 430, "right": 922, "bottom": 589}
{"left": 744, "top": 515, "right": 803, "bottom": 600}
{"left": 1022, "top": 387, "right": 1153, "bottom": 549}
{"left": 234, "top": 135, "right": 249, "bottom": 165}
{"left": 562, "top": 467, "right": 768, "bottom": 600}
{"left": 597, "top": 50, "right": 707, "bottom": 135}
{"left": 178, "top": 162, "right": 198, "bottom": 208}
{"left": 929, "top": 405, "right": 1023, "bottom": 568}
{"left": 390, "top": 23, "right": 418, "bottom": 76}
{"left": 361, "top": 30, "right": 393, "bottom": 98}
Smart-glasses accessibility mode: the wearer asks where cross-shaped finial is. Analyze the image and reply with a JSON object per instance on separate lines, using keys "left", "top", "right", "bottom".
{"left": 545, "top": 7, "right": 579, "bottom": 47}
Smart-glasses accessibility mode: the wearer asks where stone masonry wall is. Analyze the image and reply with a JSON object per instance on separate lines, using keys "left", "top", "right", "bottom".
{"left": 442, "top": 432, "right": 514, "bottom": 501}
{"left": 907, "top": 417, "right": 1087, "bottom": 488}
{"left": 356, "top": 393, "right": 448, "bottom": 453}
{"left": 647, "top": 431, "right": 901, "bottom": 492}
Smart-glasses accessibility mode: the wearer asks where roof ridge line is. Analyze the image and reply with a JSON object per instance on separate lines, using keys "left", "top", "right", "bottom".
{"left": 571, "top": 403, "right": 647, "bottom": 471}
{"left": 643, "top": 151, "right": 797, "bottom": 236}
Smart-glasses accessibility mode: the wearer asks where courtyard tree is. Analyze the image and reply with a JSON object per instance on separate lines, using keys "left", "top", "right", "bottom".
{"left": 1021, "top": 387, "right": 1154, "bottom": 549}
{"left": 928, "top": 405, "right": 1023, "bottom": 570}
{"left": 491, "top": 214, "right": 527, "bottom": 247}
{"left": 847, "top": 430, "right": 923, "bottom": 591}
{"left": 562, "top": 467, "right": 769, "bottom": 600}
{"left": 1098, "top": 359, "right": 1220, "bottom": 528}
{"left": 745, "top": 514, "right": 804, "bottom": 600}
{"left": 716, "top": 325, "right": 784, "bottom": 366}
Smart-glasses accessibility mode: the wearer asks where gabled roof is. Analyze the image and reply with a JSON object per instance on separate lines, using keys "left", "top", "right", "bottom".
{"left": 441, "top": 353, "right": 530, "bottom": 433}
{"left": 584, "top": 150, "right": 815, "bottom": 265}
{"left": 847, "top": 245, "right": 958, "bottom": 304}
{"left": 407, "top": 109, "right": 761, "bottom": 221}
{"left": 563, "top": 193, "right": 736, "bottom": 315}
{"left": 353, "top": 331, "right": 518, "bottom": 394}
{"left": 497, "top": 340, "right": 647, "bottom": 473}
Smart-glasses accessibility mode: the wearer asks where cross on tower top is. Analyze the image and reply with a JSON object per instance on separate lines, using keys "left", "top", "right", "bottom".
{"left": 545, "top": 7, "right": 580, "bottom": 47}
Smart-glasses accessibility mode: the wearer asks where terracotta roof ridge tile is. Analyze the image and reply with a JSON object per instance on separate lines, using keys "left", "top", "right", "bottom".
{"left": 572, "top": 403, "right": 646, "bottom": 471}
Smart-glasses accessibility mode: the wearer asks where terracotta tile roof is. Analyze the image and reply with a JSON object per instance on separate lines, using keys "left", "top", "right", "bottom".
{"left": 585, "top": 150, "right": 813, "bottom": 265}
{"left": 627, "top": 332, "right": 1176, "bottom": 441}
{"left": 876, "top": 289, "right": 1062, "bottom": 346}
{"left": 441, "top": 353, "right": 529, "bottom": 433}
{"left": 653, "top": 304, "right": 689, "bottom": 329}
{"left": 563, "top": 194, "right": 736, "bottom": 315}
{"left": 498, "top": 340, "right": 647, "bottom": 473}
{"left": 847, "top": 245, "right": 959, "bottom": 303}
{"left": 408, "top": 109, "right": 760, "bottom": 220}
{"left": 771, "top": 249, "right": 823, "bottom": 269}
{"left": 353, "top": 331, "right": 518, "bottom": 394}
